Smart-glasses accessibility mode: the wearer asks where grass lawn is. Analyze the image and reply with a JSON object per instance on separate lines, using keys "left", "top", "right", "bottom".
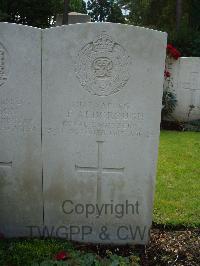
{"left": 154, "top": 130, "right": 200, "bottom": 227}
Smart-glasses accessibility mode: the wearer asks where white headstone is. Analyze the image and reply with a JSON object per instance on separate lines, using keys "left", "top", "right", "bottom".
{"left": 0, "top": 23, "right": 43, "bottom": 237}
{"left": 165, "top": 57, "right": 200, "bottom": 122}
{"left": 43, "top": 23, "right": 166, "bottom": 244}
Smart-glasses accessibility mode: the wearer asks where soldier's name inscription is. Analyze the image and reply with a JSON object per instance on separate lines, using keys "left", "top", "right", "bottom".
{"left": 59, "top": 101, "right": 144, "bottom": 137}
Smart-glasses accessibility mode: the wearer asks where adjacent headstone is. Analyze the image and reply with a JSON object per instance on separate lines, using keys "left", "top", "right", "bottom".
{"left": 165, "top": 57, "right": 200, "bottom": 121}
{"left": 43, "top": 23, "right": 167, "bottom": 244}
{"left": 56, "top": 12, "right": 91, "bottom": 26}
{"left": 0, "top": 23, "right": 43, "bottom": 237}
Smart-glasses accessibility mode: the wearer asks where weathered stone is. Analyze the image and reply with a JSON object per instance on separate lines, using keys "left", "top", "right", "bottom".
{"left": 166, "top": 57, "right": 200, "bottom": 121}
{"left": 42, "top": 23, "right": 167, "bottom": 244}
{"left": 0, "top": 23, "right": 43, "bottom": 237}
{"left": 56, "top": 12, "right": 91, "bottom": 26}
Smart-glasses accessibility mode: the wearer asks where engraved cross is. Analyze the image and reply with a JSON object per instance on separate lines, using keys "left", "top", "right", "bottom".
{"left": 75, "top": 141, "right": 124, "bottom": 202}
{"left": 0, "top": 161, "right": 12, "bottom": 167}
{"left": 183, "top": 72, "right": 200, "bottom": 106}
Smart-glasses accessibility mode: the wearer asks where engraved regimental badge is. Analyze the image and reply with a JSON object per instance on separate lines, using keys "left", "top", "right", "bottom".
{"left": 75, "top": 32, "right": 130, "bottom": 96}
{"left": 0, "top": 43, "right": 8, "bottom": 87}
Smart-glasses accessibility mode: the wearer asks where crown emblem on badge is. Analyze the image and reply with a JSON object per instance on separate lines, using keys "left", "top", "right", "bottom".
{"left": 93, "top": 32, "right": 114, "bottom": 53}
{"left": 75, "top": 32, "right": 131, "bottom": 96}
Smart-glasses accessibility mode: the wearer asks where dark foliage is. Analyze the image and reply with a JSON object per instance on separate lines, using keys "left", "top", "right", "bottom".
{"left": 0, "top": 0, "right": 86, "bottom": 28}
{"left": 87, "top": 0, "right": 125, "bottom": 23}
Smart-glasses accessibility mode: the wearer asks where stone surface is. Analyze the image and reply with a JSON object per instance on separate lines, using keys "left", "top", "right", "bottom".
{"left": 0, "top": 23, "right": 43, "bottom": 237}
{"left": 43, "top": 23, "right": 167, "bottom": 244}
{"left": 165, "top": 57, "right": 200, "bottom": 121}
{"left": 56, "top": 12, "right": 91, "bottom": 26}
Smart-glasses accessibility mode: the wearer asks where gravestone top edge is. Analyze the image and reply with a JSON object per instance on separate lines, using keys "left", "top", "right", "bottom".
{"left": 179, "top": 57, "right": 200, "bottom": 60}
{"left": 0, "top": 21, "right": 42, "bottom": 30}
{"left": 68, "top": 12, "right": 89, "bottom": 16}
{"left": 0, "top": 21, "right": 168, "bottom": 37}
{"left": 0, "top": 21, "right": 167, "bottom": 38}
{"left": 45, "top": 22, "right": 167, "bottom": 37}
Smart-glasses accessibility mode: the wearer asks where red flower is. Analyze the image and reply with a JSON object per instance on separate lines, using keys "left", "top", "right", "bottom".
{"left": 54, "top": 251, "right": 70, "bottom": 261}
{"left": 167, "top": 44, "right": 174, "bottom": 50}
{"left": 164, "top": 70, "right": 171, "bottom": 78}
{"left": 167, "top": 44, "right": 181, "bottom": 60}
